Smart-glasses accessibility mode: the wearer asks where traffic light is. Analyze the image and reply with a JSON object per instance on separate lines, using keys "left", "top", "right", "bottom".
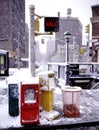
{"left": 85, "top": 24, "right": 90, "bottom": 33}
{"left": 44, "top": 17, "right": 59, "bottom": 32}
{"left": 41, "top": 38, "right": 44, "bottom": 44}
{"left": 34, "top": 19, "right": 39, "bottom": 32}
{"left": 80, "top": 47, "right": 85, "bottom": 54}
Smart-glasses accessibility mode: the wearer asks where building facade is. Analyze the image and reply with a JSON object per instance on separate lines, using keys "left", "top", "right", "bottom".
{"left": 90, "top": 5, "right": 99, "bottom": 62}
{"left": 52, "top": 10, "right": 82, "bottom": 62}
{"left": 0, "top": 0, "right": 25, "bottom": 67}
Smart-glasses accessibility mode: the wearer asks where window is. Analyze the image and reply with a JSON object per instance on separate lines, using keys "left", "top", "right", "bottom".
{"left": 25, "top": 88, "right": 36, "bottom": 104}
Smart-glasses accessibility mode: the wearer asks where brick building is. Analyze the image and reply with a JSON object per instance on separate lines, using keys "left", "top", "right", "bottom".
{"left": 55, "top": 16, "right": 82, "bottom": 47}
{"left": 91, "top": 4, "right": 99, "bottom": 62}
{"left": 52, "top": 10, "right": 82, "bottom": 62}
{"left": 0, "top": 0, "right": 25, "bottom": 67}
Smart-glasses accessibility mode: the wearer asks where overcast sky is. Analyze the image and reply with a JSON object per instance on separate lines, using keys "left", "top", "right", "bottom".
{"left": 25, "top": 0, "right": 99, "bottom": 46}
{"left": 25, "top": 0, "right": 99, "bottom": 27}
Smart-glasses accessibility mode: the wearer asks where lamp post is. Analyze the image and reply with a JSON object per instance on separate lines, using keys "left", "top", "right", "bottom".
{"left": 64, "top": 31, "right": 71, "bottom": 62}
{"left": 64, "top": 31, "right": 71, "bottom": 85}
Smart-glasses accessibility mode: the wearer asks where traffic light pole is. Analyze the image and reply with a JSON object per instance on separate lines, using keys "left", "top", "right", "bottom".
{"left": 85, "top": 24, "right": 90, "bottom": 62}
{"left": 29, "top": 5, "right": 54, "bottom": 77}
{"left": 87, "top": 33, "right": 90, "bottom": 61}
{"left": 29, "top": 5, "right": 35, "bottom": 77}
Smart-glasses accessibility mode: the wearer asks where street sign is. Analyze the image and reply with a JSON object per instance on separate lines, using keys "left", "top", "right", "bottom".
{"left": 89, "top": 39, "right": 98, "bottom": 43}
{"left": 95, "top": 42, "right": 99, "bottom": 46}
{"left": 44, "top": 17, "right": 59, "bottom": 32}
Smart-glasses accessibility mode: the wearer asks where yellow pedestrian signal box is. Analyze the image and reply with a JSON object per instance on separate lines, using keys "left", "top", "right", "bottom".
{"left": 34, "top": 19, "right": 39, "bottom": 32}
{"left": 85, "top": 24, "right": 90, "bottom": 33}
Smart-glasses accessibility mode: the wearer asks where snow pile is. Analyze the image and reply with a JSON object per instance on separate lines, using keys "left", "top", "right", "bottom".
{"left": 7, "top": 68, "right": 32, "bottom": 84}
{"left": 0, "top": 68, "right": 99, "bottom": 129}
{"left": 57, "top": 78, "right": 65, "bottom": 87}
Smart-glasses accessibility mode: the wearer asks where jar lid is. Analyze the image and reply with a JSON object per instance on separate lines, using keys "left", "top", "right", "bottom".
{"left": 62, "top": 86, "right": 82, "bottom": 92}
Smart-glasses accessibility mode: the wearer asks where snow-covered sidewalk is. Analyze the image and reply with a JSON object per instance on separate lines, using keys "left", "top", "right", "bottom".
{"left": 0, "top": 84, "right": 99, "bottom": 129}
{"left": 0, "top": 68, "right": 99, "bottom": 129}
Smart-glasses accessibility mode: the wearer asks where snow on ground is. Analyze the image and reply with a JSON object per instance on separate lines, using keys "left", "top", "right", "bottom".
{"left": 0, "top": 68, "right": 99, "bottom": 129}
{"left": 0, "top": 105, "right": 20, "bottom": 128}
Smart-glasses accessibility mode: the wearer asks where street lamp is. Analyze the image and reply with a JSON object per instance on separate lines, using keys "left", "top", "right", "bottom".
{"left": 64, "top": 31, "right": 71, "bottom": 63}
{"left": 64, "top": 31, "right": 71, "bottom": 85}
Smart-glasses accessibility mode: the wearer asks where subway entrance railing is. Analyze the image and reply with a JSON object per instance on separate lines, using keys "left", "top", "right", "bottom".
{"left": 47, "top": 62, "right": 99, "bottom": 89}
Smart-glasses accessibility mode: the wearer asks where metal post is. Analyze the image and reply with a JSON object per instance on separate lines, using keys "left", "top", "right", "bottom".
{"left": 66, "top": 38, "right": 69, "bottom": 85}
{"left": 65, "top": 39, "right": 67, "bottom": 63}
{"left": 58, "top": 65, "right": 60, "bottom": 79}
{"left": 64, "top": 31, "right": 71, "bottom": 85}
{"left": 29, "top": 5, "right": 35, "bottom": 77}
{"left": 87, "top": 33, "right": 90, "bottom": 62}
{"left": 17, "top": 30, "right": 20, "bottom": 69}
{"left": 66, "top": 38, "right": 69, "bottom": 62}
